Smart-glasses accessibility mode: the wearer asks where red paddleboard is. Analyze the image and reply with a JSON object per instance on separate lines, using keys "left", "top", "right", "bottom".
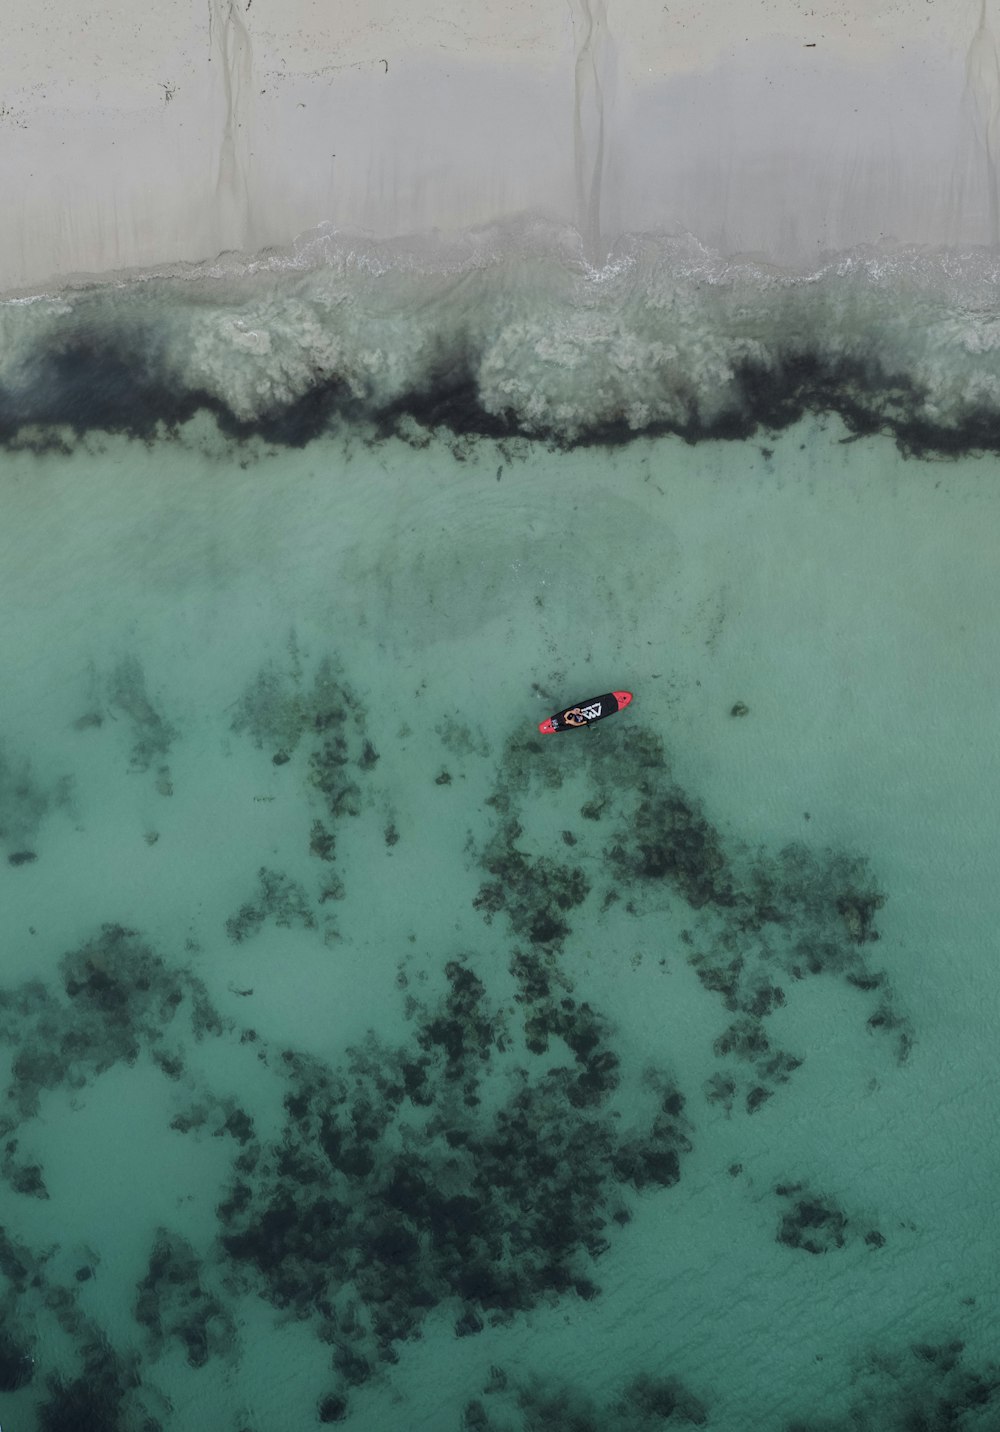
{"left": 539, "top": 690, "right": 633, "bottom": 734}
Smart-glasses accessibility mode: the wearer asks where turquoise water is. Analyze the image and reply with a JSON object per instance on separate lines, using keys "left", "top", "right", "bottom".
{"left": 2, "top": 237, "right": 1000, "bottom": 1432}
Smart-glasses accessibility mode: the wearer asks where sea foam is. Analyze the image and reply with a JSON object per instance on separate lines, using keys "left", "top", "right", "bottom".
{"left": 4, "top": 222, "right": 1000, "bottom": 453}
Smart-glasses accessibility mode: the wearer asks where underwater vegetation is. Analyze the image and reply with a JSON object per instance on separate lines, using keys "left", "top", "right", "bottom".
{"left": 0, "top": 647, "right": 985, "bottom": 1432}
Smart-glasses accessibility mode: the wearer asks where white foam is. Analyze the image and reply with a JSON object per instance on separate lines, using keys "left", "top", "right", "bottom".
{"left": 5, "top": 226, "right": 1000, "bottom": 447}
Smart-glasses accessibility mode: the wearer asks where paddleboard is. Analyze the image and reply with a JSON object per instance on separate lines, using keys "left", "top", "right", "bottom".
{"left": 538, "top": 690, "right": 633, "bottom": 734}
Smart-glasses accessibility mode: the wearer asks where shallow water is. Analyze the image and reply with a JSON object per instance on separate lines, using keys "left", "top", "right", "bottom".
{"left": 1, "top": 241, "right": 1000, "bottom": 1432}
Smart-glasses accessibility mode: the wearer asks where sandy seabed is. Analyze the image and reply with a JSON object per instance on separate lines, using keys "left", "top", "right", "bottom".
{"left": 1, "top": 419, "right": 999, "bottom": 1431}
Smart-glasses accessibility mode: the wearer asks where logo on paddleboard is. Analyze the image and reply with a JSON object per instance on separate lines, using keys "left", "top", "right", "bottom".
{"left": 563, "top": 701, "right": 603, "bottom": 725}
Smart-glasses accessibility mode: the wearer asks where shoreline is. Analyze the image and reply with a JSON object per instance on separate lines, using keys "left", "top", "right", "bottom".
{"left": 5, "top": 233, "right": 1000, "bottom": 456}
{"left": 2, "top": 0, "right": 996, "bottom": 293}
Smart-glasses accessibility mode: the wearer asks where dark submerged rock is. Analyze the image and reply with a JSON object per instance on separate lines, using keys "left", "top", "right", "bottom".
{"left": 0, "top": 1329, "right": 34, "bottom": 1390}
{"left": 318, "top": 1393, "right": 349, "bottom": 1423}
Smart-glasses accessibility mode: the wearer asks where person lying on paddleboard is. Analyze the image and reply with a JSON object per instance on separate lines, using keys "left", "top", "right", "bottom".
{"left": 539, "top": 690, "right": 632, "bottom": 734}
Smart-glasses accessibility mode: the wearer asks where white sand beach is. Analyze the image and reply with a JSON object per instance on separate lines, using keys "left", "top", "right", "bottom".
{"left": 2, "top": 0, "right": 998, "bottom": 291}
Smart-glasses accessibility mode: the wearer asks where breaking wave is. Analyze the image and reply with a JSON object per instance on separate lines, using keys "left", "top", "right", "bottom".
{"left": 4, "top": 220, "right": 1000, "bottom": 453}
